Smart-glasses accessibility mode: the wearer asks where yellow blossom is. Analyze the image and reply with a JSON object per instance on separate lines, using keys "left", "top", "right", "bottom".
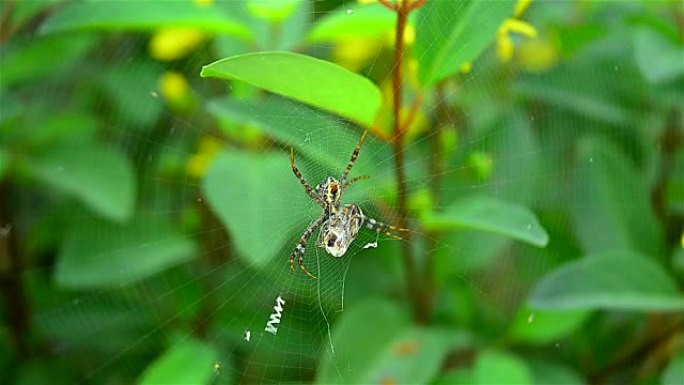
{"left": 496, "top": 0, "right": 537, "bottom": 62}
{"left": 514, "top": 0, "right": 532, "bottom": 17}
{"left": 385, "top": 23, "right": 416, "bottom": 46}
{"left": 149, "top": 28, "right": 205, "bottom": 61}
{"left": 333, "top": 38, "right": 381, "bottom": 71}
{"left": 194, "top": 0, "right": 214, "bottom": 7}
{"left": 187, "top": 136, "right": 222, "bottom": 178}
{"left": 159, "top": 71, "right": 189, "bottom": 105}
{"left": 518, "top": 37, "right": 558, "bottom": 72}
{"left": 459, "top": 62, "right": 472, "bottom": 74}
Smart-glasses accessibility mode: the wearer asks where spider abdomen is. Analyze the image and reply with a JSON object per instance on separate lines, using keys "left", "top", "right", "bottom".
{"left": 318, "top": 204, "right": 364, "bottom": 258}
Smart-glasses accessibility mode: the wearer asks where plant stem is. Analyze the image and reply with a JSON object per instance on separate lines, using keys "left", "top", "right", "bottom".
{"left": 0, "top": 181, "right": 30, "bottom": 358}
{"left": 391, "top": 0, "right": 429, "bottom": 323}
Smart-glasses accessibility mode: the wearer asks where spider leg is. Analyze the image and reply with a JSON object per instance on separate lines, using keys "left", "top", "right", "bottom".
{"left": 343, "top": 175, "right": 370, "bottom": 189}
{"left": 290, "top": 215, "right": 326, "bottom": 280}
{"left": 290, "top": 148, "right": 325, "bottom": 208}
{"left": 363, "top": 216, "right": 410, "bottom": 240}
{"left": 340, "top": 130, "right": 368, "bottom": 188}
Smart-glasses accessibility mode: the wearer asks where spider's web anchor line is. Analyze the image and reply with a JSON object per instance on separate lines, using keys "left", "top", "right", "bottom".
{"left": 264, "top": 295, "right": 286, "bottom": 336}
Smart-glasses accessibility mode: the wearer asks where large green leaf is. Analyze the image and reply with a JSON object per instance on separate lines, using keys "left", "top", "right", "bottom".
{"left": 99, "top": 60, "right": 164, "bottom": 131}
{"left": 307, "top": 3, "right": 396, "bottom": 42}
{"left": 474, "top": 350, "right": 532, "bottom": 385}
{"left": 662, "top": 353, "right": 684, "bottom": 385}
{"left": 318, "top": 299, "right": 408, "bottom": 384}
{"left": 0, "top": 34, "right": 96, "bottom": 87}
{"left": 55, "top": 216, "right": 197, "bottom": 289}
{"left": 633, "top": 27, "right": 684, "bottom": 85}
{"left": 514, "top": 35, "right": 647, "bottom": 128}
{"left": 206, "top": 97, "right": 389, "bottom": 178}
{"left": 422, "top": 196, "right": 549, "bottom": 247}
{"left": 508, "top": 306, "right": 590, "bottom": 345}
{"left": 246, "top": 0, "right": 300, "bottom": 22}
{"left": 40, "top": 1, "right": 249, "bottom": 36}
{"left": 201, "top": 52, "right": 382, "bottom": 127}
{"left": 528, "top": 250, "right": 683, "bottom": 312}
{"left": 21, "top": 143, "right": 135, "bottom": 222}
{"left": 318, "top": 299, "right": 467, "bottom": 384}
{"left": 414, "top": 0, "right": 515, "bottom": 86}
{"left": 529, "top": 361, "right": 586, "bottom": 385}
{"left": 360, "top": 327, "right": 467, "bottom": 385}
{"left": 202, "top": 150, "right": 311, "bottom": 268}
{"left": 573, "top": 137, "right": 663, "bottom": 257}
{"left": 139, "top": 339, "right": 219, "bottom": 385}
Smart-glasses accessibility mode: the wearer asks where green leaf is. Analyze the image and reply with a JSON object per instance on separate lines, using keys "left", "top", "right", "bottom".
{"left": 21, "top": 143, "right": 135, "bottom": 222}
{"left": 55, "top": 216, "right": 197, "bottom": 289}
{"left": 422, "top": 196, "right": 549, "bottom": 247}
{"left": 139, "top": 339, "right": 218, "bottom": 385}
{"left": 9, "top": 0, "right": 66, "bottom": 28}
{"left": 40, "top": 1, "right": 250, "bottom": 36}
{"left": 99, "top": 60, "right": 164, "bottom": 131}
{"left": 509, "top": 306, "right": 590, "bottom": 344}
{"left": 307, "top": 3, "right": 396, "bottom": 42}
{"left": 528, "top": 250, "right": 684, "bottom": 312}
{"left": 201, "top": 52, "right": 382, "bottom": 127}
{"left": 514, "top": 49, "right": 644, "bottom": 127}
{"left": 319, "top": 299, "right": 466, "bottom": 384}
{"left": 574, "top": 137, "right": 663, "bottom": 257}
{"left": 206, "top": 97, "right": 389, "bottom": 177}
{"left": 360, "top": 328, "right": 467, "bottom": 385}
{"left": 202, "top": 150, "right": 310, "bottom": 268}
{"left": 634, "top": 27, "right": 684, "bottom": 84}
{"left": 432, "top": 369, "right": 473, "bottom": 385}
{"left": 0, "top": 34, "right": 96, "bottom": 87}
{"left": 23, "top": 112, "right": 98, "bottom": 147}
{"left": 530, "top": 361, "right": 586, "bottom": 385}
{"left": 662, "top": 353, "right": 684, "bottom": 385}
{"left": 414, "top": 0, "right": 515, "bottom": 86}
{"left": 318, "top": 299, "right": 408, "bottom": 384}
{"left": 246, "top": 0, "right": 300, "bottom": 23}
{"left": 33, "top": 288, "right": 158, "bottom": 351}
{"left": 474, "top": 350, "right": 532, "bottom": 385}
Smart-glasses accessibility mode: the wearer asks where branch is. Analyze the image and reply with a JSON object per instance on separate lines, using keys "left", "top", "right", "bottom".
{"left": 390, "top": 0, "right": 429, "bottom": 323}
{"left": 378, "top": 0, "right": 397, "bottom": 11}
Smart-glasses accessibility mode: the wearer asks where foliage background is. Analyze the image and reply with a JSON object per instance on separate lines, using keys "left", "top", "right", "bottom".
{"left": 0, "top": 0, "right": 683, "bottom": 384}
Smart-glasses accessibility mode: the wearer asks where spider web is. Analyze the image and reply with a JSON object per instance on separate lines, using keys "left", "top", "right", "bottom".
{"left": 7, "top": 0, "right": 662, "bottom": 384}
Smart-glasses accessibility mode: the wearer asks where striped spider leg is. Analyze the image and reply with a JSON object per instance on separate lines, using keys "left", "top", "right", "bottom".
{"left": 289, "top": 215, "right": 326, "bottom": 280}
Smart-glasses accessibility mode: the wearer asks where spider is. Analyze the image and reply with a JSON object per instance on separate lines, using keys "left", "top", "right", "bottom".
{"left": 289, "top": 130, "right": 408, "bottom": 279}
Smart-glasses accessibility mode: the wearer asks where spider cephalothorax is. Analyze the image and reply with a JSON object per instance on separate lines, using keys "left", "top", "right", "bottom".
{"left": 315, "top": 176, "right": 342, "bottom": 214}
{"left": 288, "top": 130, "right": 408, "bottom": 279}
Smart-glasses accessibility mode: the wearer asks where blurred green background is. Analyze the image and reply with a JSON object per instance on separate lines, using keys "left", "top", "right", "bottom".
{"left": 1, "top": 0, "right": 683, "bottom": 384}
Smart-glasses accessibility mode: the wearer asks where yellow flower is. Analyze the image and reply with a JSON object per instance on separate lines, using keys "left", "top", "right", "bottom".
{"left": 159, "top": 71, "right": 189, "bottom": 105}
{"left": 514, "top": 0, "right": 532, "bottom": 17}
{"left": 187, "top": 136, "right": 222, "bottom": 178}
{"left": 149, "top": 28, "right": 205, "bottom": 61}
{"left": 194, "top": 0, "right": 214, "bottom": 7}
{"left": 385, "top": 23, "right": 416, "bottom": 46}
{"left": 496, "top": 0, "right": 538, "bottom": 62}
{"left": 518, "top": 37, "right": 558, "bottom": 72}
{"left": 333, "top": 38, "right": 382, "bottom": 71}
